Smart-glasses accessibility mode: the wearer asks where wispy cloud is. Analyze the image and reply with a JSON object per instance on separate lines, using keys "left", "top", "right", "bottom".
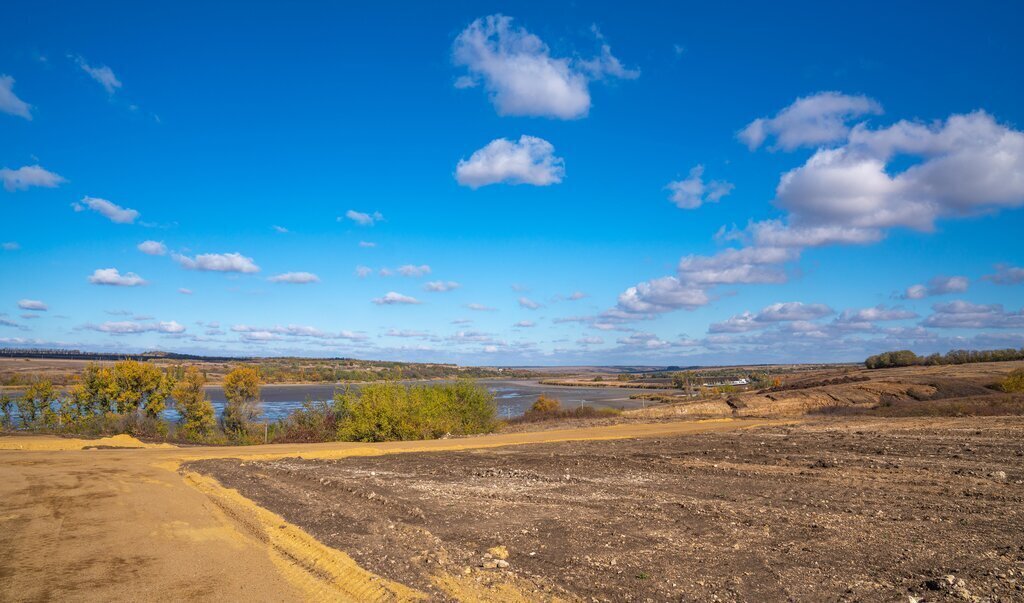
{"left": 901, "top": 276, "right": 969, "bottom": 299}
{"left": 465, "top": 303, "right": 497, "bottom": 312}
{"left": 666, "top": 165, "right": 733, "bottom": 210}
{"left": 268, "top": 271, "right": 320, "bottom": 284}
{"left": 343, "top": 210, "right": 383, "bottom": 226}
{"left": 0, "top": 75, "right": 32, "bottom": 120}
{"left": 18, "top": 299, "right": 47, "bottom": 311}
{"left": 518, "top": 296, "right": 542, "bottom": 310}
{"left": 74, "top": 56, "right": 122, "bottom": 94}
{"left": 424, "top": 280, "right": 460, "bottom": 292}
{"left": 72, "top": 196, "right": 139, "bottom": 224}
{"left": 372, "top": 292, "right": 421, "bottom": 305}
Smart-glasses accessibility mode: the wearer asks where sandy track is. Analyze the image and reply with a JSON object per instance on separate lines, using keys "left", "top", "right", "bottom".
{"left": 0, "top": 418, "right": 774, "bottom": 602}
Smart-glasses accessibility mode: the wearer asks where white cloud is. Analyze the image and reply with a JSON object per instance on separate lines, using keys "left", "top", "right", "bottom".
{"left": 72, "top": 196, "right": 139, "bottom": 224}
{"left": 835, "top": 305, "right": 918, "bottom": 323}
{"left": 567, "top": 291, "right": 588, "bottom": 300}
{"left": 86, "top": 320, "right": 185, "bottom": 335}
{"left": 738, "top": 92, "right": 882, "bottom": 151}
{"left": 465, "top": 303, "right": 497, "bottom": 312}
{"left": 178, "top": 288, "right": 193, "bottom": 295}
{"left": 359, "top": 241, "right": 377, "bottom": 248}
{"left": 424, "top": 280, "right": 460, "bottom": 292}
{"left": 2, "top": 242, "right": 20, "bottom": 251}
{"left": 514, "top": 320, "right": 536, "bottom": 328}
{"left": 901, "top": 275, "right": 969, "bottom": 299}
{"left": 0, "top": 75, "right": 32, "bottom": 120}
{"left": 372, "top": 292, "right": 421, "bottom": 305}
{"left": 379, "top": 268, "right": 394, "bottom": 277}
{"left": 0, "top": 165, "right": 66, "bottom": 192}
{"left": 677, "top": 246, "right": 798, "bottom": 285}
{"left": 397, "top": 264, "right": 431, "bottom": 277}
{"left": 708, "top": 312, "right": 759, "bottom": 333}
{"left": 137, "top": 240, "right": 167, "bottom": 256}
{"left": 452, "top": 15, "right": 636, "bottom": 119}
{"left": 272, "top": 225, "right": 289, "bottom": 233}
{"left": 456, "top": 135, "right": 564, "bottom": 188}
{"left": 518, "top": 296, "right": 542, "bottom": 309}
{"left": 616, "top": 276, "right": 710, "bottom": 316}
{"left": 268, "top": 272, "right": 320, "bottom": 284}
{"left": 88, "top": 268, "right": 147, "bottom": 287}
{"left": 232, "top": 324, "right": 366, "bottom": 341}
{"left": 173, "top": 252, "right": 260, "bottom": 273}
{"left": 983, "top": 264, "right": 1024, "bottom": 285}
{"left": 344, "top": 210, "right": 383, "bottom": 226}
{"left": 18, "top": 299, "right": 47, "bottom": 311}
{"left": 922, "top": 300, "right": 1024, "bottom": 329}
{"left": 577, "top": 336, "right": 604, "bottom": 345}
{"left": 75, "top": 56, "right": 122, "bottom": 94}
{"left": 666, "top": 165, "right": 733, "bottom": 209}
{"left": 755, "top": 302, "right": 834, "bottom": 322}
{"left": 355, "top": 266, "right": 373, "bottom": 278}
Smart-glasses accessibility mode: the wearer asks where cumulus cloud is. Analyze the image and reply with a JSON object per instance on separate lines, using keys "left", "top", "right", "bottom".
{"left": 344, "top": 210, "right": 383, "bottom": 226}
{"left": 666, "top": 165, "right": 733, "bottom": 209}
{"left": 0, "top": 165, "right": 66, "bottom": 192}
{"left": 514, "top": 320, "right": 536, "bottom": 328}
{"left": 518, "top": 296, "right": 542, "bottom": 310}
{"left": 983, "top": 264, "right": 1024, "bottom": 286}
{"left": 72, "top": 196, "right": 139, "bottom": 224}
{"left": 616, "top": 277, "right": 710, "bottom": 316}
{"left": 137, "top": 240, "right": 167, "bottom": 256}
{"left": 901, "top": 275, "right": 969, "bottom": 299}
{"left": 397, "top": 264, "right": 431, "bottom": 277}
{"left": 18, "top": 299, "right": 47, "bottom": 311}
{"left": 921, "top": 300, "right": 1024, "bottom": 329}
{"left": 86, "top": 320, "right": 185, "bottom": 335}
{"left": 268, "top": 272, "right": 320, "bottom": 284}
{"left": 738, "top": 92, "right": 882, "bottom": 151}
{"left": 424, "top": 280, "right": 460, "bottom": 292}
{"left": 173, "top": 252, "right": 259, "bottom": 273}
{"left": 0, "top": 75, "right": 32, "bottom": 120}
{"left": 372, "top": 292, "right": 421, "bottom": 305}
{"left": 677, "top": 246, "right": 798, "bottom": 285}
{"left": 231, "top": 324, "right": 366, "bottom": 341}
{"left": 355, "top": 265, "right": 373, "bottom": 278}
{"left": 74, "top": 56, "right": 122, "bottom": 94}
{"left": 452, "top": 15, "right": 636, "bottom": 119}
{"left": 88, "top": 268, "right": 147, "bottom": 287}
{"left": 456, "top": 136, "right": 565, "bottom": 188}
{"left": 577, "top": 336, "right": 604, "bottom": 345}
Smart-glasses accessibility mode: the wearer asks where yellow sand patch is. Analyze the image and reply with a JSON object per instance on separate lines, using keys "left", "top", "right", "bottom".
{"left": 182, "top": 470, "right": 426, "bottom": 602}
{"left": 0, "top": 433, "right": 176, "bottom": 450}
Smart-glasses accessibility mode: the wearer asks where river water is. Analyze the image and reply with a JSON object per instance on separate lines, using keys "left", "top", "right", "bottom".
{"left": 181, "top": 379, "right": 656, "bottom": 422}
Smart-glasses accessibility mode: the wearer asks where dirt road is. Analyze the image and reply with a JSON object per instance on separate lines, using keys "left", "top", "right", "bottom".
{"left": 0, "top": 418, "right": 773, "bottom": 602}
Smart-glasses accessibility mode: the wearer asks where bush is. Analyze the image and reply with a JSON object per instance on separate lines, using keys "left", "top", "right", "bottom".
{"left": 0, "top": 394, "right": 13, "bottom": 428}
{"left": 335, "top": 381, "right": 498, "bottom": 442}
{"left": 1001, "top": 369, "right": 1024, "bottom": 393}
{"left": 272, "top": 398, "right": 345, "bottom": 443}
{"left": 512, "top": 406, "right": 621, "bottom": 424}
{"left": 530, "top": 394, "right": 561, "bottom": 413}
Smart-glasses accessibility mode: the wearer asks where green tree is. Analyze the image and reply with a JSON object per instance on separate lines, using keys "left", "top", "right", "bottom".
{"left": 172, "top": 366, "right": 216, "bottom": 440}
{"left": 18, "top": 380, "right": 56, "bottom": 427}
{"left": 222, "top": 366, "right": 261, "bottom": 434}
{"left": 0, "top": 394, "right": 14, "bottom": 428}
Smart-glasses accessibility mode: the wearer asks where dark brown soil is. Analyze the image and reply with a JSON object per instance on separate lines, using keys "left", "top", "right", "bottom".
{"left": 190, "top": 417, "right": 1024, "bottom": 602}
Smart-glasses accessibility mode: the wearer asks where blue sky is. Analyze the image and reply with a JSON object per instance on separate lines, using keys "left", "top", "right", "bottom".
{"left": 2, "top": 1, "right": 1023, "bottom": 365}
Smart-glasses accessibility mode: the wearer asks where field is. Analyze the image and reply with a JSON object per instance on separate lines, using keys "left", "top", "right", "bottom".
{"left": 2, "top": 360, "right": 1024, "bottom": 601}
{"left": 192, "top": 416, "right": 1024, "bottom": 601}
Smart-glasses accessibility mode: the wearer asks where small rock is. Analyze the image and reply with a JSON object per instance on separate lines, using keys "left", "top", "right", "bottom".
{"left": 495, "top": 560, "right": 510, "bottom": 569}
{"left": 488, "top": 545, "right": 509, "bottom": 560}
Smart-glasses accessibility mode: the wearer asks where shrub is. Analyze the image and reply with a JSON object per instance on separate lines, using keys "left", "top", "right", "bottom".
{"left": 272, "top": 398, "right": 345, "bottom": 443}
{"left": 173, "top": 366, "right": 216, "bottom": 441}
{"left": 1001, "top": 369, "right": 1024, "bottom": 393}
{"left": 222, "top": 367, "right": 261, "bottom": 435}
{"left": 513, "top": 406, "right": 621, "bottom": 424}
{"left": 335, "top": 381, "right": 498, "bottom": 442}
{"left": 17, "top": 380, "right": 56, "bottom": 427}
{"left": 0, "top": 394, "right": 13, "bottom": 428}
{"left": 530, "top": 394, "right": 561, "bottom": 413}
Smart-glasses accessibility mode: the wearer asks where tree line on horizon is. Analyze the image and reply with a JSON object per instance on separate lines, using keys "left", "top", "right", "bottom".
{"left": 864, "top": 348, "right": 1024, "bottom": 369}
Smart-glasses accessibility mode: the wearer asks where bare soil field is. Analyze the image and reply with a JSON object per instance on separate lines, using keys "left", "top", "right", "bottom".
{"left": 191, "top": 416, "right": 1024, "bottom": 602}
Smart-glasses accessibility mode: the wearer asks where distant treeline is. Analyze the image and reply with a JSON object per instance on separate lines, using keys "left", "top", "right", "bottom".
{"left": 865, "top": 348, "right": 1024, "bottom": 369}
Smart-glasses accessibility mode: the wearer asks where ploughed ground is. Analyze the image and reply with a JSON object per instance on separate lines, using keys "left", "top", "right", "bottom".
{"left": 190, "top": 417, "right": 1024, "bottom": 602}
